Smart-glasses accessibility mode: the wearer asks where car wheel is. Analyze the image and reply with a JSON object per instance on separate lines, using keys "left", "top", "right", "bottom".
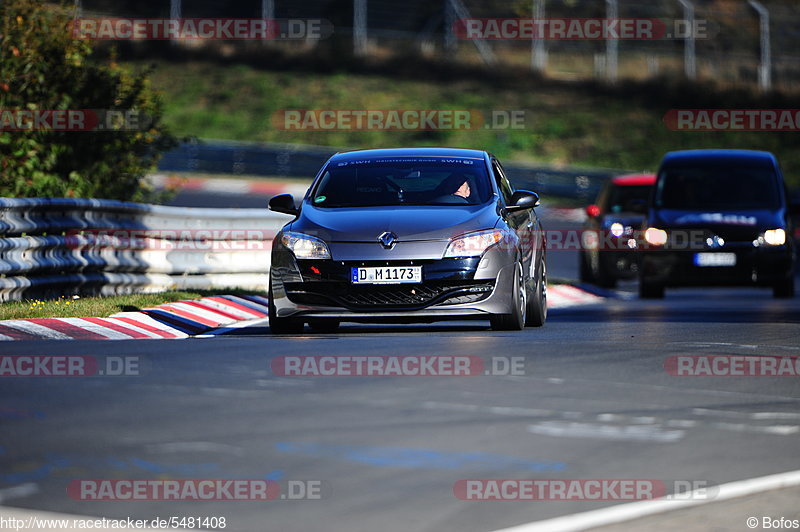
{"left": 268, "top": 277, "right": 304, "bottom": 334}
{"left": 773, "top": 276, "right": 795, "bottom": 299}
{"left": 639, "top": 280, "right": 665, "bottom": 299}
{"left": 308, "top": 319, "right": 341, "bottom": 333}
{"left": 595, "top": 260, "right": 618, "bottom": 289}
{"left": 525, "top": 255, "right": 547, "bottom": 327}
{"left": 579, "top": 251, "right": 595, "bottom": 283}
{"left": 490, "top": 263, "right": 526, "bottom": 331}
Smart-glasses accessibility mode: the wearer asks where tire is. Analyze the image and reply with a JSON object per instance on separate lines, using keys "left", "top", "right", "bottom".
{"left": 639, "top": 280, "right": 665, "bottom": 299}
{"left": 490, "top": 263, "right": 526, "bottom": 331}
{"left": 595, "top": 260, "right": 618, "bottom": 289}
{"left": 308, "top": 319, "right": 341, "bottom": 333}
{"left": 268, "top": 277, "right": 304, "bottom": 334}
{"left": 579, "top": 251, "right": 594, "bottom": 283}
{"left": 525, "top": 255, "right": 547, "bottom": 327}
{"left": 773, "top": 276, "right": 795, "bottom": 299}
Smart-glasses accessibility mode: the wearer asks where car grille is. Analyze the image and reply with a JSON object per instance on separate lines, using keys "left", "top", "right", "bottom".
{"left": 286, "top": 282, "right": 494, "bottom": 310}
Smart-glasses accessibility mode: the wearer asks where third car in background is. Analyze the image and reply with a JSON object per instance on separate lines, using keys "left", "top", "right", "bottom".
{"left": 579, "top": 174, "right": 655, "bottom": 288}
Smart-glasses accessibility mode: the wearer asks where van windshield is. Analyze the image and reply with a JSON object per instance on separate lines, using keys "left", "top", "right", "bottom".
{"left": 655, "top": 162, "right": 780, "bottom": 210}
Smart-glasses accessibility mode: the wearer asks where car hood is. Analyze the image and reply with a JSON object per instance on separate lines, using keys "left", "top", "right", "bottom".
{"left": 289, "top": 202, "right": 501, "bottom": 243}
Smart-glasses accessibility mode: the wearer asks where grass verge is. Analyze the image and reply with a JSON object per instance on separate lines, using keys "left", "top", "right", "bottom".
{"left": 0, "top": 290, "right": 267, "bottom": 321}
{"left": 134, "top": 59, "right": 800, "bottom": 186}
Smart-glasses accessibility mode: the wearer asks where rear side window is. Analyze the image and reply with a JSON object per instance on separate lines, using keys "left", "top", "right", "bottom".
{"left": 655, "top": 161, "right": 781, "bottom": 210}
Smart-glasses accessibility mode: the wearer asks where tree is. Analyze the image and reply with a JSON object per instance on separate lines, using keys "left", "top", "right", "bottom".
{"left": 0, "top": 0, "right": 177, "bottom": 201}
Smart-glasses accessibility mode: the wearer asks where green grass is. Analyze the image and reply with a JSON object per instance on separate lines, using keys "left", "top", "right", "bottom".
{"left": 0, "top": 290, "right": 267, "bottom": 320}
{"left": 136, "top": 60, "right": 800, "bottom": 186}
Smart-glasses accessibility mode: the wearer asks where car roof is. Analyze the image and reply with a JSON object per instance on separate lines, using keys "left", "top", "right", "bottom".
{"left": 611, "top": 173, "right": 656, "bottom": 186}
{"left": 661, "top": 149, "right": 778, "bottom": 166}
{"left": 329, "top": 147, "right": 488, "bottom": 161}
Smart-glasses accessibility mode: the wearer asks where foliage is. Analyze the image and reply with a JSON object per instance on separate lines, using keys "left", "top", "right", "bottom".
{"left": 0, "top": 0, "right": 177, "bottom": 200}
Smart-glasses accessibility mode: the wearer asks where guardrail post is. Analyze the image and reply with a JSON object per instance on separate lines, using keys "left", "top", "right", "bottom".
{"left": 748, "top": 0, "right": 771, "bottom": 92}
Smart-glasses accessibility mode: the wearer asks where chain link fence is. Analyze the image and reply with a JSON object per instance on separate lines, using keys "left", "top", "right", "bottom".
{"left": 78, "top": 0, "right": 800, "bottom": 92}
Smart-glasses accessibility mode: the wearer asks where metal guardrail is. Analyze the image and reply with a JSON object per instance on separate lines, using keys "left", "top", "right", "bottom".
{"left": 157, "top": 139, "right": 629, "bottom": 200}
{"left": 0, "top": 198, "right": 292, "bottom": 302}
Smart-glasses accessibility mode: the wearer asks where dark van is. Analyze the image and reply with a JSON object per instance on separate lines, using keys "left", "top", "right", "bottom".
{"left": 639, "top": 149, "right": 797, "bottom": 299}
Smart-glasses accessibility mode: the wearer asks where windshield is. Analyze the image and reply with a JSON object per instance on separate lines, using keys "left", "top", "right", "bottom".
{"left": 655, "top": 162, "right": 780, "bottom": 210}
{"left": 605, "top": 185, "right": 653, "bottom": 213}
{"left": 310, "top": 157, "right": 493, "bottom": 208}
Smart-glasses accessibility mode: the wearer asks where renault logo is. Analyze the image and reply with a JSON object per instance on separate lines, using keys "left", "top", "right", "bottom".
{"left": 378, "top": 231, "right": 397, "bottom": 249}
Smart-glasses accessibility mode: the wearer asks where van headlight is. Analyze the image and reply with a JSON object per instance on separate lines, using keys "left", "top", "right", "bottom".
{"left": 444, "top": 229, "right": 505, "bottom": 258}
{"left": 644, "top": 227, "right": 668, "bottom": 246}
{"left": 761, "top": 228, "right": 786, "bottom": 246}
{"left": 281, "top": 232, "right": 331, "bottom": 259}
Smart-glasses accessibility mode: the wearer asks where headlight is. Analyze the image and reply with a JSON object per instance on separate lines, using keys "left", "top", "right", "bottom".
{"left": 281, "top": 232, "right": 331, "bottom": 259}
{"left": 762, "top": 228, "right": 786, "bottom": 246}
{"left": 444, "top": 229, "right": 505, "bottom": 258}
{"left": 644, "top": 227, "right": 668, "bottom": 246}
{"left": 610, "top": 222, "right": 624, "bottom": 238}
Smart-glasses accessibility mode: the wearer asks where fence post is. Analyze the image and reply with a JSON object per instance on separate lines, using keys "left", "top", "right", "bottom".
{"left": 677, "top": 0, "right": 696, "bottom": 80}
{"left": 531, "top": 0, "right": 547, "bottom": 73}
{"left": 448, "top": 0, "right": 496, "bottom": 65}
{"left": 354, "top": 0, "right": 368, "bottom": 56}
{"left": 170, "top": 0, "right": 181, "bottom": 46}
{"left": 444, "top": 0, "right": 456, "bottom": 53}
{"left": 748, "top": 0, "right": 771, "bottom": 92}
{"left": 262, "top": 0, "right": 274, "bottom": 45}
{"left": 605, "top": 0, "right": 618, "bottom": 84}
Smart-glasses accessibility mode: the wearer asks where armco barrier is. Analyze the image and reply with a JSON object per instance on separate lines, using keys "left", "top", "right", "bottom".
{"left": 0, "top": 198, "right": 292, "bottom": 302}
{"left": 158, "top": 139, "right": 627, "bottom": 200}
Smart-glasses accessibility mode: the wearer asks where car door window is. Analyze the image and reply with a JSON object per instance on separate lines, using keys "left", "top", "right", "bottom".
{"left": 492, "top": 159, "right": 514, "bottom": 205}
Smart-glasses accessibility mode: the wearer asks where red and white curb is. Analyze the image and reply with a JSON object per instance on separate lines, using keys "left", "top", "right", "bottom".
{"left": 148, "top": 174, "right": 309, "bottom": 198}
{"left": 0, "top": 288, "right": 601, "bottom": 340}
{"left": 0, "top": 295, "right": 269, "bottom": 341}
{"left": 547, "top": 285, "right": 603, "bottom": 308}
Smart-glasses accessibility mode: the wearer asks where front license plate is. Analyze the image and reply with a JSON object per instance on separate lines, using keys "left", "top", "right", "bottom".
{"left": 351, "top": 266, "right": 422, "bottom": 284}
{"left": 694, "top": 252, "right": 737, "bottom": 267}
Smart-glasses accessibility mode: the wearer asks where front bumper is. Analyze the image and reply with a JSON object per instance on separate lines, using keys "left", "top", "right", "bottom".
{"left": 640, "top": 244, "right": 794, "bottom": 287}
{"left": 270, "top": 254, "right": 519, "bottom": 322}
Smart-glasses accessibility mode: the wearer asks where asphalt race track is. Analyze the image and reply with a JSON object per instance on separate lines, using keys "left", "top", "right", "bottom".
{"left": 1, "top": 187, "right": 798, "bottom": 532}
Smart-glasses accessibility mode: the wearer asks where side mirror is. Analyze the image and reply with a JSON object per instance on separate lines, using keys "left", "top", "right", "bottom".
{"left": 585, "top": 204, "right": 601, "bottom": 218}
{"left": 269, "top": 194, "right": 299, "bottom": 216}
{"left": 506, "top": 190, "right": 540, "bottom": 212}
